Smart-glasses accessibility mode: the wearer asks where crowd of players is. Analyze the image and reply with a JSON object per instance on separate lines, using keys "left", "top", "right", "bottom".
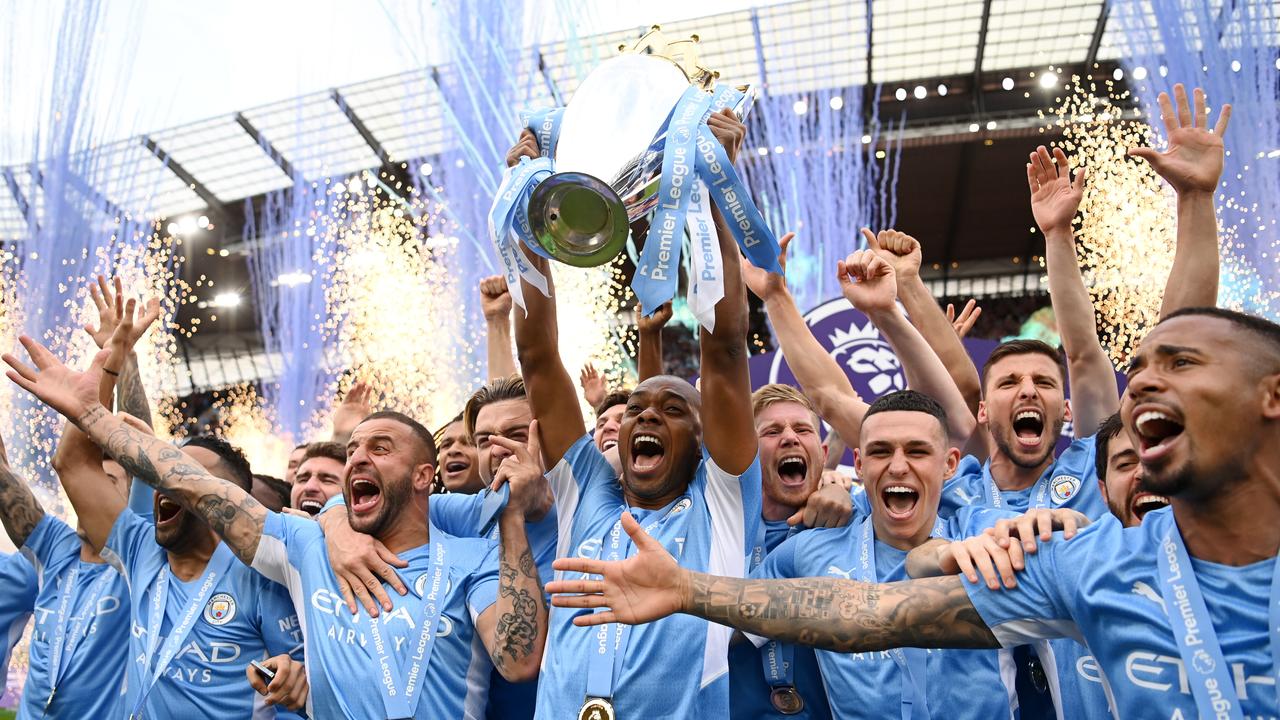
{"left": 0, "top": 81, "right": 1274, "bottom": 719}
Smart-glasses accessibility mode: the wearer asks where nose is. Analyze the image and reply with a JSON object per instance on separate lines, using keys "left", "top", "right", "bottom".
{"left": 636, "top": 406, "right": 662, "bottom": 425}
{"left": 778, "top": 425, "right": 800, "bottom": 446}
{"left": 887, "top": 448, "right": 910, "bottom": 475}
{"left": 490, "top": 441, "right": 514, "bottom": 463}
{"left": 1016, "top": 376, "right": 1038, "bottom": 399}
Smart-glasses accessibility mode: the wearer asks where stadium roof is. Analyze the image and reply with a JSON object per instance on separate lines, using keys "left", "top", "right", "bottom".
{"left": 0, "top": 0, "right": 1136, "bottom": 241}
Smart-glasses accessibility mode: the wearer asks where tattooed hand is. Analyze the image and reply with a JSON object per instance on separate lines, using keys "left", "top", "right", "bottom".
{"left": 4, "top": 336, "right": 107, "bottom": 423}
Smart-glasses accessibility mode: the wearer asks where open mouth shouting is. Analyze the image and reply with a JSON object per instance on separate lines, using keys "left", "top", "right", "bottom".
{"left": 156, "top": 495, "right": 184, "bottom": 527}
{"left": 296, "top": 496, "right": 326, "bottom": 516}
{"left": 1130, "top": 491, "right": 1171, "bottom": 522}
{"left": 443, "top": 457, "right": 472, "bottom": 482}
{"left": 601, "top": 436, "right": 618, "bottom": 452}
{"left": 776, "top": 454, "right": 808, "bottom": 488}
{"left": 881, "top": 484, "right": 920, "bottom": 520}
{"left": 349, "top": 474, "right": 383, "bottom": 515}
{"left": 629, "top": 433, "right": 666, "bottom": 475}
{"left": 1133, "top": 406, "right": 1185, "bottom": 464}
{"left": 1011, "top": 408, "right": 1046, "bottom": 449}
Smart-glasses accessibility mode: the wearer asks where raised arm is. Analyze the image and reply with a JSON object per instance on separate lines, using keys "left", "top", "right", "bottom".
{"left": 872, "top": 233, "right": 983, "bottom": 417}
{"left": 636, "top": 301, "right": 671, "bottom": 382}
{"left": 480, "top": 275, "right": 518, "bottom": 381}
{"left": 331, "top": 381, "right": 373, "bottom": 447}
{"left": 1029, "top": 146, "right": 1118, "bottom": 437}
{"left": 506, "top": 133, "right": 587, "bottom": 467}
{"left": 699, "top": 109, "right": 756, "bottom": 474}
{"left": 4, "top": 337, "right": 267, "bottom": 565}
{"left": 49, "top": 420, "right": 123, "bottom": 553}
{"left": 741, "top": 232, "right": 870, "bottom": 454}
{"left": 547, "top": 511, "right": 997, "bottom": 651}
{"left": 0, "top": 431, "right": 45, "bottom": 548}
{"left": 1127, "top": 84, "right": 1232, "bottom": 317}
{"left": 475, "top": 423, "right": 548, "bottom": 682}
{"left": 840, "top": 246, "right": 976, "bottom": 447}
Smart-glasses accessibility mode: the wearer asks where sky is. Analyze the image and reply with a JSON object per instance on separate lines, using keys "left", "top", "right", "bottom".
{"left": 0, "top": 0, "right": 782, "bottom": 163}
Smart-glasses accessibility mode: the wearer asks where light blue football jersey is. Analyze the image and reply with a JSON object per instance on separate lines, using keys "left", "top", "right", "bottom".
{"left": 964, "top": 508, "right": 1278, "bottom": 718}
{"left": 0, "top": 551, "right": 36, "bottom": 676}
{"left": 18, "top": 515, "right": 130, "bottom": 718}
{"left": 731, "top": 518, "right": 833, "bottom": 720}
{"left": 537, "top": 434, "right": 762, "bottom": 718}
{"left": 431, "top": 491, "right": 559, "bottom": 720}
{"left": 756, "top": 514, "right": 1018, "bottom": 719}
{"left": 1031, "top": 637, "right": 1114, "bottom": 720}
{"left": 103, "top": 509, "right": 304, "bottom": 719}
{"left": 253, "top": 511, "right": 501, "bottom": 719}
{"left": 939, "top": 434, "right": 1106, "bottom": 520}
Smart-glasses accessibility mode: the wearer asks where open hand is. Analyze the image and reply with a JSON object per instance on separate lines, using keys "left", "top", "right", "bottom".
{"left": 578, "top": 363, "right": 607, "bottom": 408}
{"left": 1028, "top": 145, "right": 1086, "bottom": 236}
{"left": 331, "top": 381, "right": 372, "bottom": 442}
{"left": 318, "top": 506, "right": 407, "bottom": 616}
{"left": 1128, "top": 84, "right": 1231, "bottom": 195}
{"left": 4, "top": 337, "right": 106, "bottom": 423}
{"left": 548, "top": 511, "right": 686, "bottom": 626}
{"left": 85, "top": 276, "right": 161, "bottom": 350}
{"left": 741, "top": 232, "right": 792, "bottom": 301}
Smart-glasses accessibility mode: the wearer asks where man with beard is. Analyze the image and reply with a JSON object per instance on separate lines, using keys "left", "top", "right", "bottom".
{"left": 506, "top": 108, "right": 762, "bottom": 718}
{"left": 3, "top": 323, "right": 552, "bottom": 720}
{"left": 52, "top": 416, "right": 309, "bottom": 718}
{"left": 290, "top": 442, "right": 346, "bottom": 516}
{"left": 545, "top": 306, "right": 1280, "bottom": 719}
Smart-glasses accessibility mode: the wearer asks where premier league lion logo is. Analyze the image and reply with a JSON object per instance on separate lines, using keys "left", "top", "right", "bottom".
{"left": 768, "top": 297, "right": 905, "bottom": 400}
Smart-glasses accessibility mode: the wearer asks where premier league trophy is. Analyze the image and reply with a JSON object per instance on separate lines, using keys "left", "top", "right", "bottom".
{"left": 491, "top": 26, "right": 781, "bottom": 323}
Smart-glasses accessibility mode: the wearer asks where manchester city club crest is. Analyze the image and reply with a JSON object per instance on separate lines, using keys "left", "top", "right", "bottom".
{"left": 203, "top": 593, "right": 237, "bottom": 626}
{"left": 1051, "top": 475, "right": 1081, "bottom": 505}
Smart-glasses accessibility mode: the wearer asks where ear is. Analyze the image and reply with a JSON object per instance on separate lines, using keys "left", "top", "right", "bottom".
{"left": 820, "top": 441, "right": 829, "bottom": 464}
{"left": 941, "top": 447, "right": 961, "bottom": 480}
{"left": 1063, "top": 398, "right": 1073, "bottom": 424}
{"left": 412, "top": 462, "right": 436, "bottom": 492}
{"left": 1261, "top": 372, "right": 1280, "bottom": 421}
{"left": 852, "top": 448, "right": 864, "bottom": 480}
{"left": 976, "top": 400, "right": 988, "bottom": 425}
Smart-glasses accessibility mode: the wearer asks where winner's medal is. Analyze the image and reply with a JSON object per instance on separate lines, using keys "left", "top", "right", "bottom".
{"left": 770, "top": 686, "right": 804, "bottom": 715}
{"left": 579, "top": 697, "right": 616, "bottom": 720}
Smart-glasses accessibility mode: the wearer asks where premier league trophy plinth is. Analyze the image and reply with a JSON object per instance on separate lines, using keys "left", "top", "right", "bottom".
{"left": 491, "top": 25, "right": 780, "bottom": 323}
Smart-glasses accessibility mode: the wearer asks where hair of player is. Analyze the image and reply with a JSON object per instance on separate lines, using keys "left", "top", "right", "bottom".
{"left": 862, "top": 390, "right": 949, "bottom": 442}
{"left": 182, "top": 435, "right": 254, "bottom": 492}
{"left": 464, "top": 375, "right": 527, "bottom": 438}
{"left": 360, "top": 410, "right": 438, "bottom": 466}
{"left": 751, "top": 383, "right": 820, "bottom": 425}
{"left": 1093, "top": 412, "right": 1126, "bottom": 481}
{"left": 981, "top": 338, "right": 1067, "bottom": 391}
{"left": 1162, "top": 306, "right": 1280, "bottom": 369}
{"left": 594, "top": 389, "right": 631, "bottom": 418}
{"left": 252, "top": 473, "right": 291, "bottom": 508}
{"left": 302, "top": 441, "right": 346, "bottom": 465}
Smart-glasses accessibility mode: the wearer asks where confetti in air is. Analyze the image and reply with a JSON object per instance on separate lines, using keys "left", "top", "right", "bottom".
{"left": 1044, "top": 76, "right": 1175, "bottom": 366}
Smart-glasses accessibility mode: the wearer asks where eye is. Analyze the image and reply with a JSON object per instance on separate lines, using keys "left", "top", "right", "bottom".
{"left": 626, "top": 404, "right": 642, "bottom": 415}
{"left": 1172, "top": 356, "right": 1194, "bottom": 369}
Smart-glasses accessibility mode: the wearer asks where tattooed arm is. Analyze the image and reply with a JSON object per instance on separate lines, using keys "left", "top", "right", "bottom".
{"left": 0, "top": 432, "right": 44, "bottom": 548}
{"left": 476, "top": 424, "right": 549, "bottom": 681}
{"left": 548, "top": 511, "right": 998, "bottom": 653}
{"left": 116, "top": 353, "right": 153, "bottom": 427}
{"left": 73, "top": 406, "right": 267, "bottom": 564}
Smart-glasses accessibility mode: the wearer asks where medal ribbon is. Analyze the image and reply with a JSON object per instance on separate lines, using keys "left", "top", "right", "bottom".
{"left": 757, "top": 523, "right": 802, "bottom": 701}
{"left": 855, "top": 518, "right": 932, "bottom": 720}
{"left": 585, "top": 497, "right": 693, "bottom": 703}
{"left": 1156, "top": 515, "right": 1280, "bottom": 720}
{"left": 45, "top": 564, "right": 114, "bottom": 707}
{"left": 129, "top": 542, "right": 237, "bottom": 719}
{"left": 982, "top": 465, "right": 1052, "bottom": 510}
{"left": 367, "top": 535, "right": 450, "bottom": 720}
{"left": 476, "top": 484, "right": 510, "bottom": 540}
